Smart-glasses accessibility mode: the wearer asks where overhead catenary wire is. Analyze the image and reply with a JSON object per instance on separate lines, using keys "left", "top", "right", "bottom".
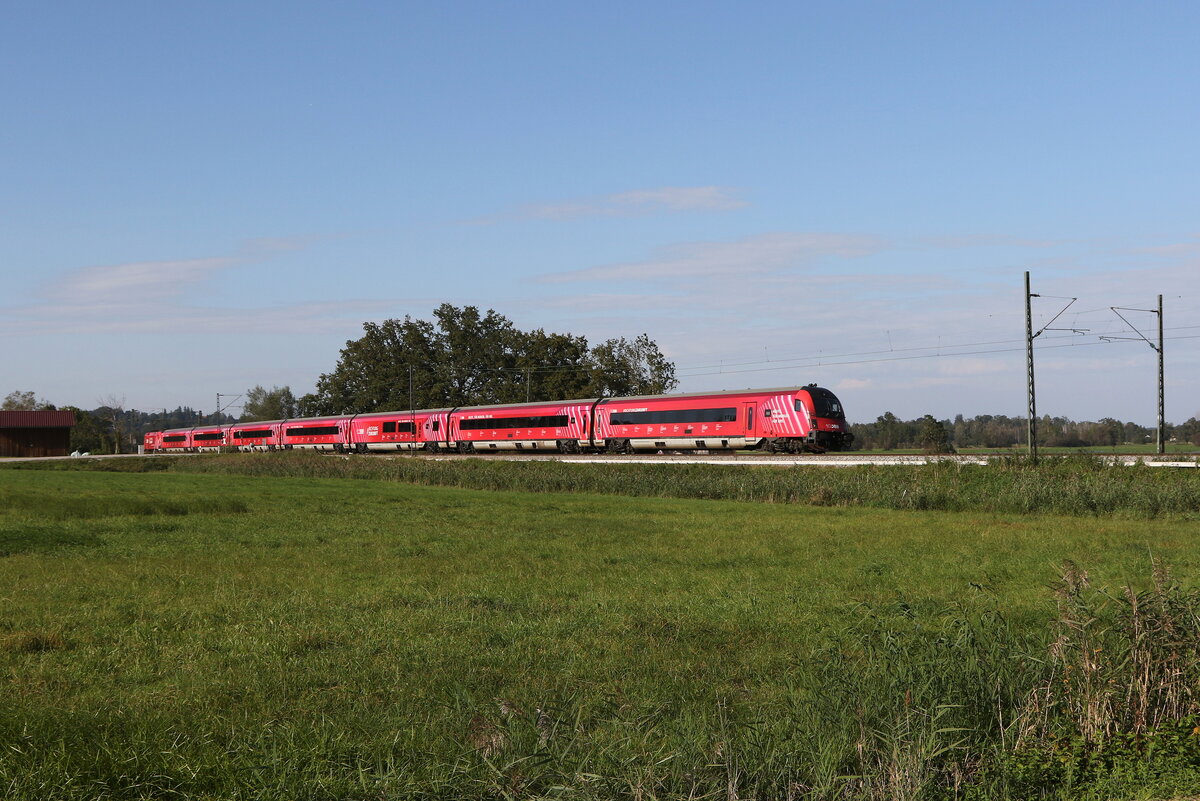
{"left": 426, "top": 330, "right": 1200, "bottom": 382}
{"left": 671, "top": 334, "right": 1200, "bottom": 380}
{"left": 673, "top": 325, "right": 1200, "bottom": 378}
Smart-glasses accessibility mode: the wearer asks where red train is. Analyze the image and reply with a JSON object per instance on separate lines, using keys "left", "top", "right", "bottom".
{"left": 144, "top": 385, "right": 853, "bottom": 455}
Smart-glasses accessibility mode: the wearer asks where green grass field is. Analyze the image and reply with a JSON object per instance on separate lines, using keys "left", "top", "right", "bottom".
{"left": 3, "top": 457, "right": 1200, "bottom": 799}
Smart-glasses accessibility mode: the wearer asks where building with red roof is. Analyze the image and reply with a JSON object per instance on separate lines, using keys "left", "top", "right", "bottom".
{"left": 0, "top": 410, "right": 77, "bottom": 457}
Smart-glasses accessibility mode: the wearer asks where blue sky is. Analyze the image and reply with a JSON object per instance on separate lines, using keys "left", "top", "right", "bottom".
{"left": 3, "top": 1, "right": 1197, "bottom": 424}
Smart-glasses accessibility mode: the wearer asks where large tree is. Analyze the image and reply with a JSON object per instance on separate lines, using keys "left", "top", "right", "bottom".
{"left": 301, "top": 305, "right": 677, "bottom": 415}
{"left": 587, "top": 333, "right": 677, "bottom": 397}
{"left": 241, "top": 385, "right": 298, "bottom": 422}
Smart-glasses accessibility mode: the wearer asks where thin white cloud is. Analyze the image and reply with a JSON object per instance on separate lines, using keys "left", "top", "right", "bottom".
{"left": 473, "top": 185, "right": 747, "bottom": 223}
{"left": 936, "top": 358, "right": 1009, "bottom": 377}
{"left": 542, "top": 232, "right": 885, "bottom": 283}
{"left": 237, "top": 236, "right": 323, "bottom": 256}
{"left": 1, "top": 299, "right": 396, "bottom": 336}
{"left": 915, "top": 234, "right": 1065, "bottom": 249}
{"left": 605, "top": 186, "right": 747, "bottom": 212}
{"left": 54, "top": 257, "right": 237, "bottom": 303}
{"left": 1130, "top": 236, "right": 1200, "bottom": 257}
{"left": 47, "top": 236, "right": 334, "bottom": 305}
{"left": 2, "top": 238, "right": 404, "bottom": 336}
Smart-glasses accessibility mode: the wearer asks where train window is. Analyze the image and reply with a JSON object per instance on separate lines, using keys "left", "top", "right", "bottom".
{"left": 383, "top": 422, "right": 396, "bottom": 433}
{"left": 610, "top": 407, "right": 737, "bottom": 426}
{"left": 234, "top": 429, "right": 273, "bottom": 439}
{"left": 459, "top": 415, "right": 569, "bottom": 430}
{"left": 163, "top": 435, "right": 187, "bottom": 442}
{"left": 763, "top": 409, "right": 772, "bottom": 417}
{"left": 432, "top": 421, "right": 440, "bottom": 431}
{"left": 285, "top": 425, "right": 340, "bottom": 436}
{"left": 800, "top": 391, "right": 843, "bottom": 417}
{"left": 193, "top": 432, "right": 225, "bottom": 441}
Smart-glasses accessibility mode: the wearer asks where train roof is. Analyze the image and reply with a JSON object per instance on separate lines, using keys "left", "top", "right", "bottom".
{"left": 599, "top": 385, "right": 825, "bottom": 404}
{"left": 441, "top": 397, "right": 600, "bottom": 413}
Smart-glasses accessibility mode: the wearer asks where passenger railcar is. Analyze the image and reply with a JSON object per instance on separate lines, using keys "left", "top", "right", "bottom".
{"left": 447, "top": 398, "right": 594, "bottom": 453}
{"left": 595, "top": 390, "right": 751, "bottom": 452}
{"left": 190, "top": 424, "right": 229, "bottom": 452}
{"left": 279, "top": 416, "right": 352, "bottom": 452}
{"left": 157, "top": 427, "right": 193, "bottom": 452}
{"left": 229, "top": 421, "right": 282, "bottom": 451}
{"left": 349, "top": 411, "right": 423, "bottom": 452}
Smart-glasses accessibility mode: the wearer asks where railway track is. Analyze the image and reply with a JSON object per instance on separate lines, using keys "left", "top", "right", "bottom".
{"left": 415, "top": 452, "right": 1199, "bottom": 467}
{"left": 7, "top": 452, "right": 1195, "bottom": 468}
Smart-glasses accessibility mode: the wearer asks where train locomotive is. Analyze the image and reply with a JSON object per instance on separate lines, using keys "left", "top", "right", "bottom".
{"left": 144, "top": 385, "right": 853, "bottom": 455}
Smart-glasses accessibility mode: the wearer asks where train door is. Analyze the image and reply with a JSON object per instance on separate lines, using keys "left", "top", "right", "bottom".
{"left": 745, "top": 403, "right": 756, "bottom": 437}
{"left": 760, "top": 401, "right": 779, "bottom": 437}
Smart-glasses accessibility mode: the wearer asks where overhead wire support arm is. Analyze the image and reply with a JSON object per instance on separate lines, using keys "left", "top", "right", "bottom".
{"left": 215, "top": 393, "right": 243, "bottom": 424}
{"left": 1107, "top": 306, "right": 1161, "bottom": 351}
{"left": 1031, "top": 296, "right": 1079, "bottom": 339}
{"left": 1106, "top": 298, "right": 1165, "bottom": 453}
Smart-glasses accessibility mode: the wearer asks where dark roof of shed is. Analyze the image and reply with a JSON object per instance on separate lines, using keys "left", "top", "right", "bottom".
{"left": 0, "top": 410, "right": 77, "bottom": 428}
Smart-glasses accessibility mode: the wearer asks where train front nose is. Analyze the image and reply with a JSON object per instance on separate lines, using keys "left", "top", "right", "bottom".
{"left": 800, "top": 385, "right": 853, "bottom": 450}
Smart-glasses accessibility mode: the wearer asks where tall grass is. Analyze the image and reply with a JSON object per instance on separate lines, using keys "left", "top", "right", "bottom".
{"left": 18, "top": 451, "right": 1195, "bottom": 518}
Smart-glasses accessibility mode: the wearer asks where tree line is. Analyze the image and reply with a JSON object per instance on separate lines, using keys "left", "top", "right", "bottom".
{"left": 849, "top": 412, "right": 1200, "bottom": 451}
